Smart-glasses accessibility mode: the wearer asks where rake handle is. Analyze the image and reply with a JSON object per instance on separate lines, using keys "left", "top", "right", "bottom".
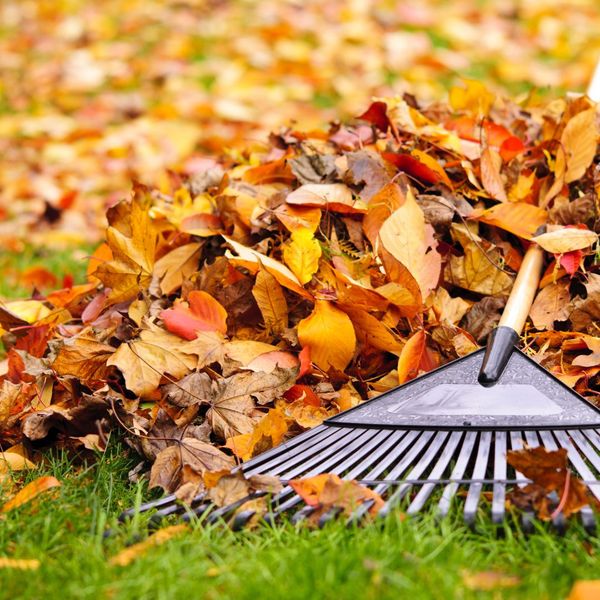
{"left": 478, "top": 243, "right": 544, "bottom": 387}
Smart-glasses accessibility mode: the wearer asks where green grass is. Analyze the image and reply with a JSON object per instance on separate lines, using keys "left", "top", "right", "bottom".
{"left": 0, "top": 244, "right": 95, "bottom": 300}
{"left": 1, "top": 441, "right": 599, "bottom": 600}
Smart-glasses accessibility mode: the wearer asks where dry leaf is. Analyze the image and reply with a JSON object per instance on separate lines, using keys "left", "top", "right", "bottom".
{"left": 461, "top": 570, "right": 521, "bottom": 591}
{"left": 107, "top": 326, "right": 197, "bottom": 397}
{"left": 0, "top": 558, "right": 40, "bottom": 571}
{"left": 2, "top": 476, "right": 61, "bottom": 513}
{"left": 480, "top": 146, "right": 507, "bottom": 201}
{"left": 397, "top": 330, "right": 426, "bottom": 384}
{"left": 153, "top": 242, "right": 203, "bottom": 295}
{"left": 251, "top": 269, "right": 288, "bottom": 334}
{"left": 561, "top": 108, "right": 598, "bottom": 183}
{"left": 282, "top": 228, "right": 322, "bottom": 285}
{"left": 52, "top": 335, "right": 115, "bottom": 383}
{"left": 161, "top": 291, "right": 228, "bottom": 340}
{"left": 567, "top": 581, "right": 600, "bottom": 600}
{"left": 109, "top": 525, "right": 188, "bottom": 567}
{"left": 472, "top": 202, "right": 547, "bottom": 239}
{"left": 533, "top": 227, "right": 598, "bottom": 254}
{"left": 529, "top": 281, "right": 571, "bottom": 330}
{"left": 286, "top": 184, "right": 366, "bottom": 214}
{"left": 297, "top": 300, "right": 356, "bottom": 371}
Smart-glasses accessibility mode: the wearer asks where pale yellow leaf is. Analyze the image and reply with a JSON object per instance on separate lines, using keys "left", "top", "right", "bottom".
{"left": 153, "top": 242, "right": 203, "bottom": 295}
{"left": 533, "top": 227, "right": 598, "bottom": 254}
{"left": 282, "top": 228, "right": 321, "bottom": 285}
{"left": 480, "top": 147, "right": 507, "bottom": 201}
{"left": 298, "top": 300, "right": 356, "bottom": 371}
{"left": 378, "top": 189, "right": 440, "bottom": 298}
{"left": 0, "top": 558, "right": 40, "bottom": 570}
{"left": 286, "top": 184, "right": 366, "bottom": 214}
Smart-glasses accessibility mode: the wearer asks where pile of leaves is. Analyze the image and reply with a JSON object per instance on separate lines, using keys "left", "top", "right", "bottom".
{"left": 2, "top": 0, "right": 600, "bottom": 249}
{"left": 1, "top": 86, "right": 600, "bottom": 515}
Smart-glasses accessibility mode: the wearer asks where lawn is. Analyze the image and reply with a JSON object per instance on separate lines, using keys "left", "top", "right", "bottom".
{"left": 0, "top": 440, "right": 596, "bottom": 600}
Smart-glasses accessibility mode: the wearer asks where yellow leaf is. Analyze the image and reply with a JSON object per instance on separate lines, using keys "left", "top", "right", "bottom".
{"left": 561, "top": 109, "right": 598, "bottom": 183}
{"left": 472, "top": 202, "right": 547, "bottom": 239}
{"left": 298, "top": 300, "right": 356, "bottom": 371}
{"left": 107, "top": 326, "right": 197, "bottom": 397}
{"left": 533, "top": 227, "right": 598, "bottom": 254}
{"left": 0, "top": 451, "right": 36, "bottom": 474}
{"left": 1, "top": 476, "right": 61, "bottom": 513}
{"left": 282, "top": 228, "right": 321, "bottom": 285}
{"left": 109, "top": 525, "right": 188, "bottom": 567}
{"left": 445, "top": 224, "right": 514, "bottom": 295}
{"left": 449, "top": 80, "right": 494, "bottom": 117}
{"left": 95, "top": 189, "right": 158, "bottom": 305}
{"left": 461, "top": 570, "right": 521, "bottom": 591}
{"left": 275, "top": 204, "right": 322, "bottom": 234}
{"left": 340, "top": 305, "right": 403, "bottom": 354}
{"left": 252, "top": 269, "right": 288, "bottom": 333}
{"left": 0, "top": 558, "right": 40, "bottom": 571}
{"left": 153, "top": 242, "right": 203, "bottom": 295}
{"left": 224, "top": 236, "right": 311, "bottom": 298}
{"left": 378, "top": 189, "right": 440, "bottom": 298}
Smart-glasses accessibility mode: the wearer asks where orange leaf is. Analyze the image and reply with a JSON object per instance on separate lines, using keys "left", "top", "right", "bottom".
{"left": 1, "top": 476, "right": 61, "bottom": 513}
{"left": 471, "top": 202, "right": 547, "bottom": 240}
{"left": 297, "top": 300, "right": 356, "bottom": 371}
{"left": 286, "top": 184, "right": 366, "bottom": 215}
{"left": 160, "top": 291, "right": 228, "bottom": 340}
{"left": 397, "top": 330, "right": 426, "bottom": 384}
{"left": 568, "top": 581, "right": 600, "bottom": 600}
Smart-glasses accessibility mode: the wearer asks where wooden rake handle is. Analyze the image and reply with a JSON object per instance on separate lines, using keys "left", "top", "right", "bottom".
{"left": 478, "top": 243, "right": 544, "bottom": 387}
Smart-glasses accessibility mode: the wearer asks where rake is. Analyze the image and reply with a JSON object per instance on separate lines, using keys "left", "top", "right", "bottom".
{"left": 120, "top": 240, "right": 600, "bottom": 533}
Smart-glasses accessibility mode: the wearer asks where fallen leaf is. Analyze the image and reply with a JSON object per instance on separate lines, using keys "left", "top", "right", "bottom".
{"left": 52, "top": 334, "right": 115, "bottom": 383}
{"left": 251, "top": 269, "right": 288, "bottom": 334}
{"left": 378, "top": 189, "right": 441, "bottom": 298}
{"left": 461, "top": 570, "right": 521, "bottom": 591}
{"left": 567, "top": 580, "right": 600, "bottom": 600}
{"left": 298, "top": 300, "right": 356, "bottom": 371}
{"left": 0, "top": 558, "right": 40, "bottom": 571}
{"left": 282, "top": 228, "right": 322, "bottom": 285}
{"left": 153, "top": 242, "right": 203, "bottom": 295}
{"left": 397, "top": 330, "right": 426, "bottom": 384}
{"left": 480, "top": 146, "right": 507, "bottom": 201}
{"left": 286, "top": 184, "right": 366, "bottom": 214}
{"left": 533, "top": 227, "right": 598, "bottom": 254}
{"left": 107, "top": 326, "right": 197, "bottom": 397}
{"left": 472, "top": 202, "right": 547, "bottom": 239}
{"left": 529, "top": 281, "right": 571, "bottom": 329}
{"left": 109, "top": 525, "right": 188, "bottom": 567}
{"left": 2, "top": 476, "right": 61, "bottom": 513}
{"left": 161, "top": 291, "right": 228, "bottom": 340}
{"left": 561, "top": 108, "right": 598, "bottom": 183}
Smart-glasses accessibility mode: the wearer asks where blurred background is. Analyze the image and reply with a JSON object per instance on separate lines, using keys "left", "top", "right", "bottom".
{"left": 0, "top": 0, "right": 599, "bottom": 291}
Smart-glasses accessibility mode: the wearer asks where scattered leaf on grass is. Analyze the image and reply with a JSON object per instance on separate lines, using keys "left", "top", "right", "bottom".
{"left": 109, "top": 525, "right": 189, "bottom": 567}
{"left": 1, "top": 476, "right": 61, "bottom": 513}
{"left": 461, "top": 570, "right": 521, "bottom": 591}
{"left": 0, "top": 558, "right": 40, "bottom": 571}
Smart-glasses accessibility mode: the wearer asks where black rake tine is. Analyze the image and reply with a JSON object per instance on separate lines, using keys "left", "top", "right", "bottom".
{"left": 380, "top": 431, "right": 450, "bottom": 517}
{"left": 492, "top": 431, "right": 507, "bottom": 524}
{"left": 407, "top": 431, "right": 463, "bottom": 516}
{"left": 437, "top": 431, "right": 478, "bottom": 518}
{"left": 463, "top": 431, "right": 492, "bottom": 526}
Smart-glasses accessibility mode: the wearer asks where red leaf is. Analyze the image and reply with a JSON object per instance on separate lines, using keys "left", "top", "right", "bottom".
{"left": 357, "top": 101, "right": 390, "bottom": 132}
{"left": 559, "top": 250, "right": 585, "bottom": 276}
{"left": 298, "top": 345, "right": 312, "bottom": 377}
{"left": 160, "top": 291, "right": 228, "bottom": 340}
{"left": 499, "top": 136, "right": 525, "bottom": 162}
{"left": 381, "top": 152, "right": 444, "bottom": 185}
{"left": 284, "top": 384, "right": 321, "bottom": 407}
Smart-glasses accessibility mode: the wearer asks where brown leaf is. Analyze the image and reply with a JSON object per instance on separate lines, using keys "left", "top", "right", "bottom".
{"left": 153, "top": 242, "right": 203, "bottom": 295}
{"left": 107, "top": 326, "right": 197, "bottom": 397}
{"left": 480, "top": 146, "right": 507, "bottom": 201}
{"left": 569, "top": 274, "right": 600, "bottom": 334}
{"left": 208, "top": 368, "right": 297, "bottom": 439}
{"left": 52, "top": 334, "right": 115, "bottom": 383}
{"left": 445, "top": 224, "right": 513, "bottom": 296}
{"left": 252, "top": 269, "right": 288, "bottom": 334}
{"left": 529, "top": 281, "right": 571, "bottom": 330}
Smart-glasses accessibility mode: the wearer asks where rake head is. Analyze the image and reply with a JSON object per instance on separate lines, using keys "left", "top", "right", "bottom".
{"left": 120, "top": 349, "right": 600, "bottom": 533}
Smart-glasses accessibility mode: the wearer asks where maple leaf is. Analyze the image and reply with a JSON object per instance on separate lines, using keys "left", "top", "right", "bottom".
{"left": 52, "top": 334, "right": 115, "bottom": 384}
{"left": 94, "top": 187, "right": 157, "bottom": 305}
{"left": 207, "top": 367, "right": 297, "bottom": 439}
{"left": 107, "top": 326, "right": 197, "bottom": 397}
